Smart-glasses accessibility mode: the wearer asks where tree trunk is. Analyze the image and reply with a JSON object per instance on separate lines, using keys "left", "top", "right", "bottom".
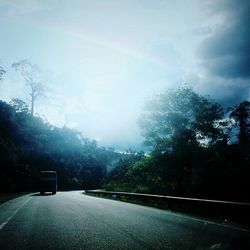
{"left": 31, "top": 94, "right": 35, "bottom": 117}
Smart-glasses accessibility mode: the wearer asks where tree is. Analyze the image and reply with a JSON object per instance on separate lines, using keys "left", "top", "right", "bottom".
{"left": 138, "top": 87, "right": 224, "bottom": 152}
{"left": 12, "top": 60, "right": 46, "bottom": 116}
{"left": 230, "top": 101, "right": 250, "bottom": 147}
{"left": 138, "top": 87, "right": 226, "bottom": 194}
{"left": 0, "top": 65, "right": 6, "bottom": 80}
{"left": 10, "top": 98, "right": 29, "bottom": 113}
{"left": 0, "top": 100, "right": 111, "bottom": 193}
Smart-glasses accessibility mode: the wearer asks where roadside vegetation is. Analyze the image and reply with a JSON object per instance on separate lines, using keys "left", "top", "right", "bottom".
{"left": 103, "top": 88, "right": 250, "bottom": 202}
{"left": 0, "top": 62, "right": 249, "bottom": 202}
{"left": 0, "top": 98, "right": 137, "bottom": 192}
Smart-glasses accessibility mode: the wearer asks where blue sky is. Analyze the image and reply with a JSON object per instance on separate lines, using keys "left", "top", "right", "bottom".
{"left": 0, "top": 0, "right": 249, "bottom": 150}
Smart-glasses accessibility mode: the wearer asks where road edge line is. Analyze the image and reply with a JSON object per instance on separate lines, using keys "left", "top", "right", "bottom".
{"left": 0, "top": 197, "right": 32, "bottom": 230}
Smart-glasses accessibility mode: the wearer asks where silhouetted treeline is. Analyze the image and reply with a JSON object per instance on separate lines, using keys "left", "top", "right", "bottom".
{"left": 1, "top": 87, "right": 249, "bottom": 202}
{"left": 104, "top": 88, "right": 250, "bottom": 202}
{"left": 0, "top": 99, "right": 127, "bottom": 192}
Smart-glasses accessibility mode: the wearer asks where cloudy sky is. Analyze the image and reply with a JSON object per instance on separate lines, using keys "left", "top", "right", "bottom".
{"left": 0, "top": 0, "right": 249, "bottom": 149}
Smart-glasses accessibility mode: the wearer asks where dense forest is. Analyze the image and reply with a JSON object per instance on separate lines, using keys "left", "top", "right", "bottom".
{"left": 104, "top": 88, "right": 250, "bottom": 202}
{"left": 0, "top": 79, "right": 249, "bottom": 202}
{"left": 0, "top": 98, "right": 143, "bottom": 192}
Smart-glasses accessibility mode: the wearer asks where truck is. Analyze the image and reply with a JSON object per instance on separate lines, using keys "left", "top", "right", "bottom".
{"left": 40, "top": 171, "right": 57, "bottom": 195}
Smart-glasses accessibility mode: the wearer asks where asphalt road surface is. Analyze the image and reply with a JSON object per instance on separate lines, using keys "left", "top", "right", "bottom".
{"left": 0, "top": 191, "right": 249, "bottom": 250}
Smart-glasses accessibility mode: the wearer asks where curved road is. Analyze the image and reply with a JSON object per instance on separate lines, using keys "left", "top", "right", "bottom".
{"left": 0, "top": 191, "right": 249, "bottom": 250}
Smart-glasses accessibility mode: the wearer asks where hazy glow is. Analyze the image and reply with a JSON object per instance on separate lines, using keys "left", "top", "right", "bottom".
{"left": 0, "top": 0, "right": 249, "bottom": 149}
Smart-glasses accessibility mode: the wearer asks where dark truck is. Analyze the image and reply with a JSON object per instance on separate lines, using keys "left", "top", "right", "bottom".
{"left": 40, "top": 171, "right": 57, "bottom": 195}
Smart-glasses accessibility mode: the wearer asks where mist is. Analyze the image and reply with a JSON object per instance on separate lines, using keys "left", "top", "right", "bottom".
{"left": 0, "top": 0, "right": 249, "bottom": 149}
{"left": 1, "top": 3, "right": 250, "bottom": 245}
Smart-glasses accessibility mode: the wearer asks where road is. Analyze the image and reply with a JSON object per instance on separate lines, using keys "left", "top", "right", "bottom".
{"left": 0, "top": 191, "right": 249, "bottom": 250}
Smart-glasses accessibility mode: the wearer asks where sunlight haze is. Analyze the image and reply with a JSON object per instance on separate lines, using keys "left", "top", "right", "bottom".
{"left": 0, "top": 0, "right": 249, "bottom": 149}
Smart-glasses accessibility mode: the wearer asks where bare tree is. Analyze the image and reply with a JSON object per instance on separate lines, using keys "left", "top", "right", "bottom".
{"left": 0, "top": 65, "right": 6, "bottom": 80}
{"left": 12, "top": 60, "right": 46, "bottom": 116}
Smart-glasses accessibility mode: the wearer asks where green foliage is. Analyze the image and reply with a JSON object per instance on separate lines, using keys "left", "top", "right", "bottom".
{"left": 0, "top": 100, "right": 121, "bottom": 193}
{"left": 10, "top": 98, "right": 30, "bottom": 113}
{"left": 230, "top": 101, "right": 250, "bottom": 147}
{"left": 104, "top": 87, "right": 250, "bottom": 202}
{"left": 104, "top": 152, "right": 179, "bottom": 195}
{"left": 1, "top": 85, "right": 249, "bottom": 202}
{"left": 136, "top": 87, "right": 228, "bottom": 196}
{"left": 138, "top": 87, "right": 224, "bottom": 151}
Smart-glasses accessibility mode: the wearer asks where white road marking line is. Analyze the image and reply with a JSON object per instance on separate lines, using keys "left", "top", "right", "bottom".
{"left": 0, "top": 197, "right": 32, "bottom": 230}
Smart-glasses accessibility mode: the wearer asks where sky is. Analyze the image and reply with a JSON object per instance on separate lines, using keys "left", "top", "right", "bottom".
{"left": 0, "top": 0, "right": 249, "bottom": 150}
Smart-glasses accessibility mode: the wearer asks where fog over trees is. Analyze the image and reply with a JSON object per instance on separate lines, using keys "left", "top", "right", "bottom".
{"left": 0, "top": 66, "right": 249, "bottom": 203}
{"left": 12, "top": 60, "right": 46, "bottom": 117}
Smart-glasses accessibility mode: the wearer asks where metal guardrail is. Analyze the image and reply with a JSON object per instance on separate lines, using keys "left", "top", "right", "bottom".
{"left": 85, "top": 190, "right": 250, "bottom": 227}
{"left": 85, "top": 190, "right": 250, "bottom": 206}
